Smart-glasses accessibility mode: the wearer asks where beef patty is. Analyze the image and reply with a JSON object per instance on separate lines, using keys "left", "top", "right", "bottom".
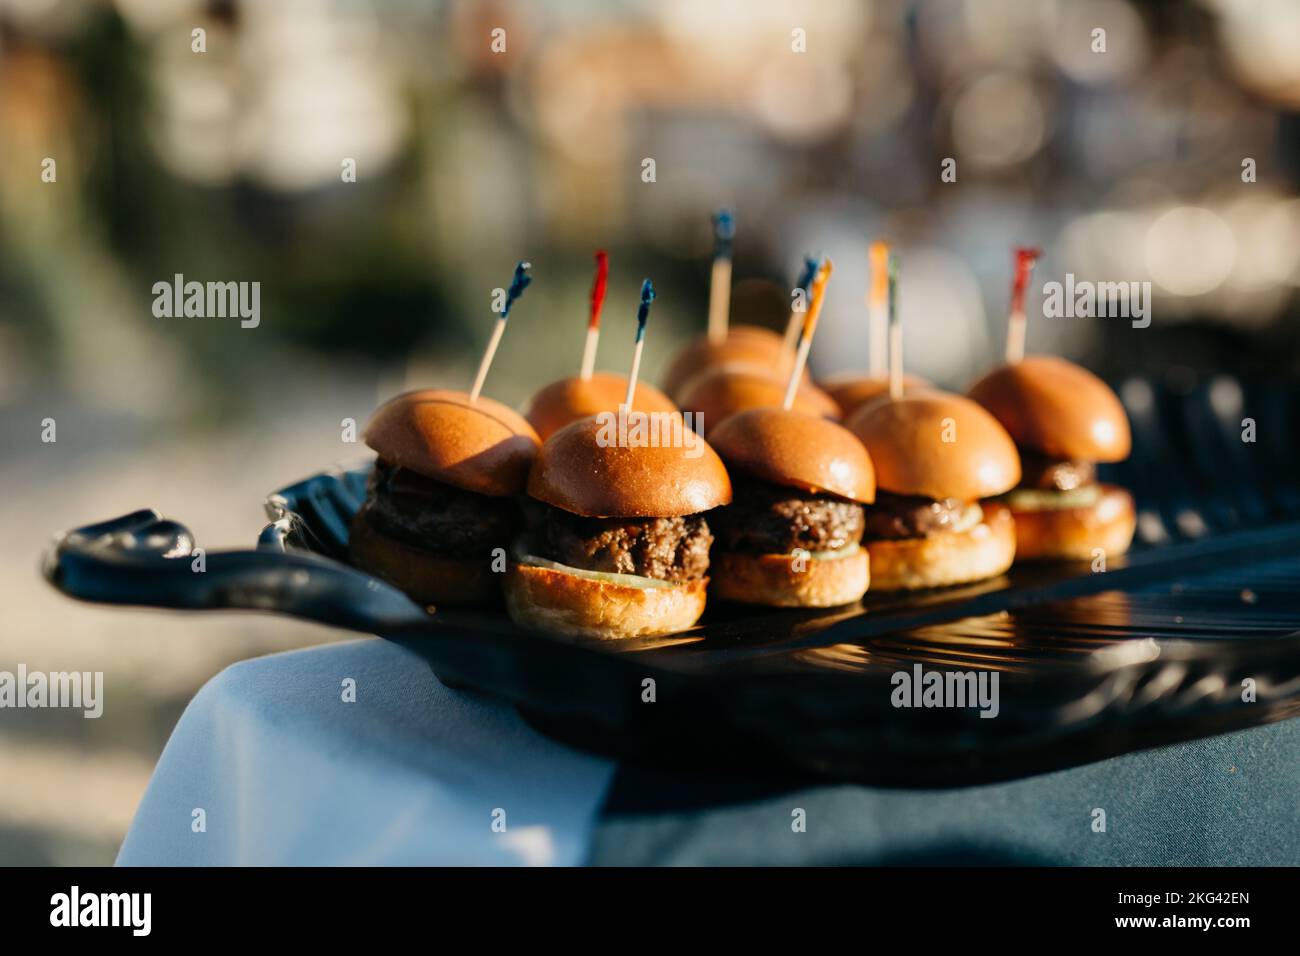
{"left": 360, "top": 459, "right": 517, "bottom": 556}
{"left": 1017, "top": 449, "right": 1096, "bottom": 492}
{"left": 711, "top": 479, "right": 865, "bottom": 554}
{"left": 862, "top": 491, "right": 972, "bottom": 540}
{"left": 539, "top": 508, "right": 712, "bottom": 583}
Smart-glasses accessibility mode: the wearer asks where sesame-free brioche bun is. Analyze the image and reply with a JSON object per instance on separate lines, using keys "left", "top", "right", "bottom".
{"left": 847, "top": 392, "right": 1020, "bottom": 501}
{"left": 709, "top": 407, "right": 875, "bottom": 503}
{"left": 1010, "top": 485, "right": 1136, "bottom": 561}
{"left": 527, "top": 414, "right": 732, "bottom": 518}
{"left": 677, "top": 366, "right": 839, "bottom": 437}
{"left": 711, "top": 547, "right": 869, "bottom": 607}
{"left": 967, "top": 355, "right": 1131, "bottom": 462}
{"left": 349, "top": 512, "right": 500, "bottom": 607}
{"left": 362, "top": 389, "right": 540, "bottom": 497}
{"left": 866, "top": 501, "right": 1016, "bottom": 591}
{"left": 661, "top": 326, "right": 786, "bottom": 400}
{"left": 819, "top": 372, "right": 930, "bottom": 419}
{"left": 504, "top": 561, "right": 707, "bottom": 640}
{"left": 523, "top": 372, "right": 679, "bottom": 441}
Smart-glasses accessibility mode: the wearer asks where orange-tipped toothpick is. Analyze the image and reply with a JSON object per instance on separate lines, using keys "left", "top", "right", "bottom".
{"left": 868, "top": 241, "right": 890, "bottom": 377}
{"left": 470, "top": 261, "right": 531, "bottom": 403}
{"left": 1005, "top": 246, "right": 1041, "bottom": 365}
{"left": 706, "top": 210, "right": 735, "bottom": 345}
{"left": 623, "top": 279, "right": 656, "bottom": 410}
{"left": 782, "top": 257, "right": 832, "bottom": 410}
{"left": 781, "top": 255, "right": 820, "bottom": 362}
{"left": 579, "top": 250, "right": 609, "bottom": 380}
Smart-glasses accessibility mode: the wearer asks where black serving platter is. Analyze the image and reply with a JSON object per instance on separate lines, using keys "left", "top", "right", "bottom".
{"left": 43, "top": 374, "right": 1300, "bottom": 786}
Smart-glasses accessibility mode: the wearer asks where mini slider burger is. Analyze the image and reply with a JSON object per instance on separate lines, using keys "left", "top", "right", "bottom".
{"left": 818, "top": 241, "right": 929, "bottom": 417}
{"left": 660, "top": 210, "right": 789, "bottom": 401}
{"left": 350, "top": 263, "right": 539, "bottom": 606}
{"left": 505, "top": 280, "right": 732, "bottom": 640}
{"left": 967, "top": 248, "right": 1135, "bottom": 560}
{"left": 708, "top": 260, "right": 876, "bottom": 607}
{"left": 675, "top": 254, "right": 839, "bottom": 435}
{"left": 523, "top": 250, "right": 677, "bottom": 440}
{"left": 846, "top": 254, "right": 1020, "bottom": 590}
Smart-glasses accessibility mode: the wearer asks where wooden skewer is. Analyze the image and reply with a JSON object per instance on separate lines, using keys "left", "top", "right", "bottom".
{"left": 623, "top": 279, "right": 656, "bottom": 410}
{"left": 579, "top": 250, "right": 608, "bottom": 380}
{"left": 782, "top": 258, "right": 833, "bottom": 410}
{"left": 470, "top": 261, "right": 531, "bottom": 403}
{"left": 868, "top": 241, "right": 890, "bottom": 378}
{"left": 706, "top": 210, "right": 734, "bottom": 345}
{"left": 1005, "top": 246, "right": 1041, "bottom": 365}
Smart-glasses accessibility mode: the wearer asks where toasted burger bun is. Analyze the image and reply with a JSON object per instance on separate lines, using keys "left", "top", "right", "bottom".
{"left": 349, "top": 513, "right": 499, "bottom": 607}
{"left": 661, "top": 326, "right": 786, "bottom": 400}
{"left": 677, "top": 365, "right": 840, "bottom": 437}
{"left": 866, "top": 502, "right": 1016, "bottom": 591}
{"left": 819, "top": 373, "right": 930, "bottom": 419}
{"left": 711, "top": 547, "right": 869, "bottom": 607}
{"left": 363, "top": 388, "right": 540, "bottom": 497}
{"left": 847, "top": 391, "right": 1020, "bottom": 502}
{"left": 968, "top": 355, "right": 1131, "bottom": 462}
{"left": 1009, "top": 484, "right": 1136, "bottom": 561}
{"left": 524, "top": 372, "right": 679, "bottom": 441}
{"left": 504, "top": 561, "right": 707, "bottom": 640}
{"left": 709, "top": 407, "right": 875, "bottom": 503}
{"left": 528, "top": 412, "right": 731, "bottom": 518}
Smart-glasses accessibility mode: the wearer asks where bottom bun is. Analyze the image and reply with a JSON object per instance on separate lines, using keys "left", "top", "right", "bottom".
{"left": 1010, "top": 484, "right": 1136, "bottom": 561}
{"left": 711, "top": 547, "right": 869, "bottom": 607}
{"left": 504, "top": 561, "right": 707, "bottom": 640}
{"left": 865, "top": 501, "right": 1016, "bottom": 591}
{"left": 349, "top": 513, "right": 500, "bottom": 607}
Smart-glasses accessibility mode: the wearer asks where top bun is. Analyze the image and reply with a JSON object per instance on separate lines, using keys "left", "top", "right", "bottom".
{"left": 661, "top": 326, "right": 786, "bottom": 401}
{"left": 967, "top": 355, "right": 1131, "bottom": 462}
{"left": 528, "top": 413, "right": 732, "bottom": 518}
{"left": 524, "top": 372, "right": 679, "bottom": 441}
{"left": 677, "top": 365, "right": 839, "bottom": 437}
{"left": 363, "top": 389, "right": 540, "bottom": 497}
{"left": 819, "top": 372, "right": 930, "bottom": 419}
{"left": 847, "top": 391, "right": 1020, "bottom": 501}
{"left": 709, "top": 407, "right": 875, "bottom": 503}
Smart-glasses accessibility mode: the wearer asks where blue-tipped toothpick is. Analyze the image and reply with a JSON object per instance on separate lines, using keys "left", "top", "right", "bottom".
{"left": 470, "top": 261, "right": 532, "bottom": 402}
{"left": 623, "top": 279, "right": 656, "bottom": 410}
{"left": 783, "top": 258, "right": 833, "bottom": 410}
{"left": 707, "top": 210, "right": 735, "bottom": 344}
{"left": 782, "top": 254, "right": 822, "bottom": 358}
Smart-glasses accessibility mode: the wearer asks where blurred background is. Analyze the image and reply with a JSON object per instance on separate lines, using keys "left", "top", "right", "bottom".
{"left": 2, "top": 0, "right": 1299, "bottom": 864}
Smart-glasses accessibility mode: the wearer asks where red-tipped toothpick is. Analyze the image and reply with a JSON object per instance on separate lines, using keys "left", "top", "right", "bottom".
{"left": 706, "top": 210, "right": 735, "bottom": 344}
{"left": 868, "top": 241, "right": 890, "bottom": 377}
{"left": 887, "top": 254, "right": 903, "bottom": 400}
{"left": 782, "top": 258, "right": 832, "bottom": 410}
{"left": 470, "top": 261, "right": 531, "bottom": 403}
{"left": 623, "top": 279, "right": 656, "bottom": 410}
{"left": 1005, "top": 246, "right": 1041, "bottom": 365}
{"left": 579, "top": 250, "right": 608, "bottom": 380}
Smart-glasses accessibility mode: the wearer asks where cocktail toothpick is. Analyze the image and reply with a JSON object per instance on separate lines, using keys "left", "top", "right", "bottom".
{"left": 623, "top": 279, "right": 656, "bottom": 410}
{"left": 781, "top": 254, "right": 820, "bottom": 360}
{"left": 706, "top": 209, "right": 735, "bottom": 345}
{"left": 579, "top": 250, "right": 608, "bottom": 381}
{"left": 782, "top": 257, "right": 832, "bottom": 410}
{"left": 1005, "top": 246, "right": 1041, "bottom": 365}
{"left": 868, "top": 241, "right": 890, "bottom": 377}
{"left": 469, "top": 261, "right": 531, "bottom": 403}
{"left": 887, "top": 253, "right": 903, "bottom": 400}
